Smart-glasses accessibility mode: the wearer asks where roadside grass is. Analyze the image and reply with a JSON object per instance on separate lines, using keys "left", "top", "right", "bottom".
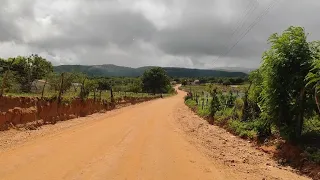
{"left": 302, "top": 115, "right": 320, "bottom": 164}
{"left": 5, "top": 90, "right": 161, "bottom": 101}
{"left": 185, "top": 98, "right": 259, "bottom": 140}
{"left": 185, "top": 96, "right": 320, "bottom": 166}
{"left": 180, "top": 84, "right": 249, "bottom": 94}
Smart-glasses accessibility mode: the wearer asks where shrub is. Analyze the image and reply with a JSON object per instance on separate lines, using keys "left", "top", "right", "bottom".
{"left": 184, "top": 95, "right": 192, "bottom": 102}
{"left": 304, "top": 147, "right": 320, "bottom": 164}
{"left": 185, "top": 99, "right": 197, "bottom": 108}
{"left": 228, "top": 120, "right": 257, "bottom": 139}
{"left": 198, "top": 108, "right": 210, "bottom": 118}
{"left": 234, "top": 98, "right": 244, "bottom": 110}
{"left": 209, "top": 88, "right": 221, "bottom": 117}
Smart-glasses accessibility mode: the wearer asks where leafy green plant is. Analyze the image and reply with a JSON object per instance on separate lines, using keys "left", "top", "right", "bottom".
{"left": 257, "top": 26, "right": 314, "bottom": 140}
{"left": 142, "top": 67, "right": 171, "bottom": 94}
{"left": 209, "top": 88, "right": 221, "bottom": 118}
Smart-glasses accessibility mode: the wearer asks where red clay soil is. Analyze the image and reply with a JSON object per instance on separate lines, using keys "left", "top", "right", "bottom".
{"left": 258, "top": 142, "right": 320, "bottom": 179}
{"left": 0, "top": 96, "right": 160, "bottom": 130}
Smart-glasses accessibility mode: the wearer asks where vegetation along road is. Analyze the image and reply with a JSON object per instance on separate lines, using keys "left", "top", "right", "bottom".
{"left": 0, "top": 88, "right": 309, "bottom": 180}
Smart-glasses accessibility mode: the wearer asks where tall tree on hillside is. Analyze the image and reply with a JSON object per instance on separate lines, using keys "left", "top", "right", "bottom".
{"left": 142, "top": 67, "right": 170, "bottom": 94}
{"left": 259, "top": 26, "right": 313, "bottom": 140}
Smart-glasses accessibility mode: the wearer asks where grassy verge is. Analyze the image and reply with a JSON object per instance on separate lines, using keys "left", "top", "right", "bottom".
{"left": 185, "top": 97, "right": 320, "bottom": 179}
{"left": 185, "top": 98, "right": 258, "bottom": 139}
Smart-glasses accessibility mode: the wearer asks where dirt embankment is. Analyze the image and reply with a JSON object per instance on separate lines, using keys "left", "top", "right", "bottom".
{"left": 0, "top": 96, "right": 160, "bottom": 130}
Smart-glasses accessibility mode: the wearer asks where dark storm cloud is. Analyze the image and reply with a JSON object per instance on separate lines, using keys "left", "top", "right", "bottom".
{"left": 0, "top": 0, "right": 320, "bottom": 68}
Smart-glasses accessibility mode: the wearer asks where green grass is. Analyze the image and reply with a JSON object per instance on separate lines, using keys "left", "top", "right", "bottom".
{"left": 228, "top": 120, "right": 257, "bottom": 139}
{"left": 185, "top": 98, "right": 258, "bottom": 139}
{"left": 5, "top": 90, "right": 160, "bottom": 101}
{"left": 180, "top": 84, "right": 249, "bottom": 94}
{"left": 303, "top": 115, "right": 320, "bottom": 134}
{"left": 185, "top": 99, "right": 197, "bottom": 108}
{"left": 304, "top": 147, "right": 320, "bottom": 164}
{"left": 185, "top": 97, "right": 320, "bottom": 165}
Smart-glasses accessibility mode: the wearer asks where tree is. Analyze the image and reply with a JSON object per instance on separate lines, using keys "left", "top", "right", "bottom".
{"left": 97, "top": 78, "right": 111, "bottom": 91}
{"left": 127, "top": 79, "right": 142, "bottom": 93}
{"left": 306, "top": 41, "right": 320, "bottom": 114}
{"left": 209, "top": 88, "right": 221, "bottom": 118}
{"left": 47, "top": 72, "right": 77, "bottom": 95}
{"left": 142, "top": 67, "right": 171, "bottom": 94}
{"left": 0, "top": 71, "right": 19, "bottom": 93}
{"left": 11, "top": 55, "right": 53, "bottom": 92}
{"left": 0, "top": 58, "right": 19, "bottom": 95}
{"left": 181, "top": 80, "right": 188, "bottom": 86}
{"left": 83, "top": 79, "right": 99, "bottom": 100}
{"left": 259, "top": 26, "right": 313, "bottom": 140}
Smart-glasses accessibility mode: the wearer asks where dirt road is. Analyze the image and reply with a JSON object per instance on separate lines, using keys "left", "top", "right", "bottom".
{"left": 0, "top": 89, "right": 310, "bottom": 180}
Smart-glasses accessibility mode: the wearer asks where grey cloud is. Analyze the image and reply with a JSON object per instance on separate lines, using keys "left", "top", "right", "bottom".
{"left": 0, "top": 0, "right": 320, "bottom": 69}
{"left": 31, "top": 11, "right": 157, "bottom": 49}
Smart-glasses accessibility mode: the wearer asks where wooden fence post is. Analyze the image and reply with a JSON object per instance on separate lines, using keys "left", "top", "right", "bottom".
{"left": 206, "top": 98, "right": 208, "bottom": 107}
{"left": 202, "top": 99, "right": 204, "bottom": 110}
{"left": 41, "top": 78, "right": 48, "bottom": 99}
{"left": 58, "top": 73, "right": 64, "bottom": 104}
{"left": 110, "top": 87, "right": 115, "bottom": 103}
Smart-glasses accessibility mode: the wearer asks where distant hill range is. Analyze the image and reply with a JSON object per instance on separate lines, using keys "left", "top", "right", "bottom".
{"left": 54, "top": 64, "right": 248, "bottom": 78}
{"left": 212, "top": 67, "right": 256, "bottom": 74}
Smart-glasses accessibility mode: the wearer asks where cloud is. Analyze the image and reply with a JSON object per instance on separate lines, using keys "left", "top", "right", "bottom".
{"left": 0, "top": 0, "right": 320, "bottom": 68}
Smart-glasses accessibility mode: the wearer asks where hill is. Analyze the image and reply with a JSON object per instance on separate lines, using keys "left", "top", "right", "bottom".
{"left": 212, "top": 67, "right": 256, "bottom": 74}
{"left": 54, "top": 64, "right": 247, "bottom": 77}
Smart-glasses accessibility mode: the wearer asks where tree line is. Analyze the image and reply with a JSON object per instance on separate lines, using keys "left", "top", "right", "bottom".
{"left": 0, "top": 56, "right": 174, "bottom": 98}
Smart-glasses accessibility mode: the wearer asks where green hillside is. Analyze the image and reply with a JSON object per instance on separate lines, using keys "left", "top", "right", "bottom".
{"left": 54, "top": 64, "right": 247, "bottom": 77}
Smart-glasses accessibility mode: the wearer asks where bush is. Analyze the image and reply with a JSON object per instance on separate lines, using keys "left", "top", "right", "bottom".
{"left": 184, "top": 95, "right": 192, "bottom": 102}
{"left": 166, "top": 86, "right": 176, "bottom": 94}
{"left": 234, "top": 98, "right": 244, "bottom": 110}
{"left": 304, "top": 147, "right": 320, "bottom": 164}
{"left": 216, "top": 108, "right": 233, "bottom": 117}
{"left": 228, "top": 120, "right": 257, "bottom": 139}
{"left": 303, "top": 115, "right": 320, "bottom": 134}
{"left": 185, "top": 99, "right": 197, "bottom": 108}
{"left": 209, "top": 88, "right": 221, "bottom": 117}
{"left": 198, "top": 108, "right": 210, "bottom": 118}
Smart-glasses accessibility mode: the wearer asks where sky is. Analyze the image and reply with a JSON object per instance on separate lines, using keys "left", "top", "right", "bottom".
{"left": 0, "top": 0, "right": 320, "bottom": 69}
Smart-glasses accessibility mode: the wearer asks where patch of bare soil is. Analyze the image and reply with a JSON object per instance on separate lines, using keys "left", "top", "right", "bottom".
{"left": 173, "top": 102, "right": 312, "bottom": 180}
